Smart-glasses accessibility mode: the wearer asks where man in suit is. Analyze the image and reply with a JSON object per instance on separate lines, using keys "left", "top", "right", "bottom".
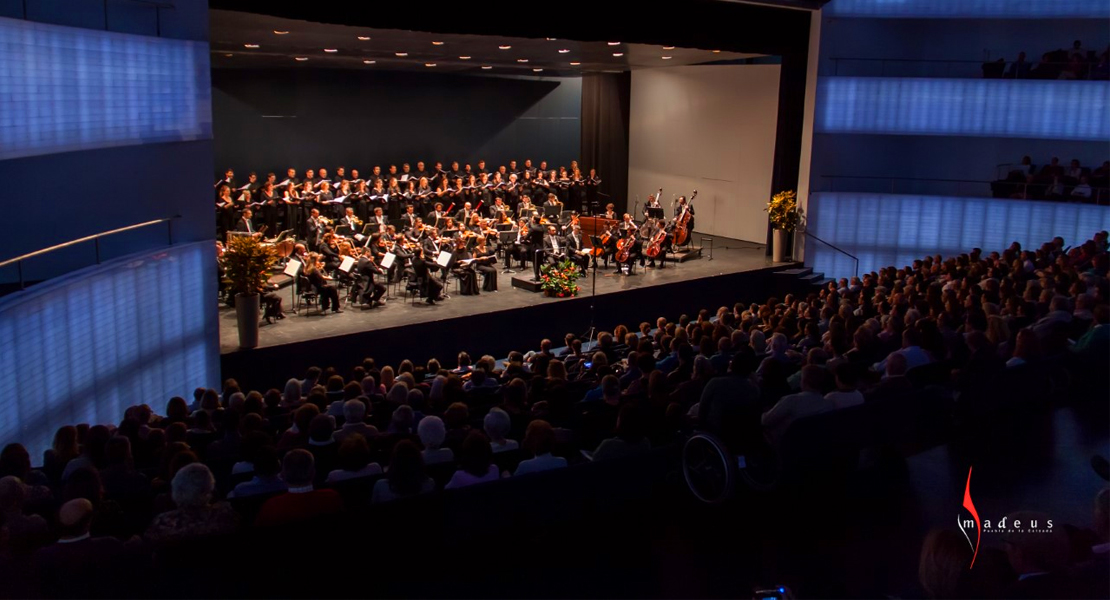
{"left": 427, "top": 203, "right": 447, "bottom": 230}
{"left": 32, "top": 499, "right": 127, "bottom": 598}
{"left": 564, "top": 224, "right": 590, "bottom": 273}
{"left": 398, "top": 205, "right": 418, "bottom": 232}
{"left": 411, "top": 247, "right": 445, "bottom": 304}
{"left": 306, "top": 209, "right": 324, "bottom": 248}
{"left": 236, "top": 209, "right": 261, "bottom": 237}
{"left": 455, "top": 202, "right": 476, "bottom": 224}
{"left": 543, "top": 225, "right": 566, "bottom": 266}
{"left": 368, "top": 207, "right": 388, "bottom": 235}
{"left": 341, "top": 207, "right": 360, "bottom": 232}
{"left": 527, "top": 215, "right": 547, "bottom": 281}
{"left": 355, "top": 254, "right": 387, "bottom": 307}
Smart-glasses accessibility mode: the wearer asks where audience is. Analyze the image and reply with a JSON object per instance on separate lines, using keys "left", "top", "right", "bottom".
{"left": 255, "top": 450, "right": 342, "bottom": 526}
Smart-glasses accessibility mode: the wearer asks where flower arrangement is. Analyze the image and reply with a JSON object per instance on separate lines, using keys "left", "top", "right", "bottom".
{"left": 222, "top": 235, "right": 278, "bottom": 297}
{"left": 765, "top": 189, "right": 801, "bottom": 232}
{"left": 539, "top": 260, "right": 581, "bottom": 297}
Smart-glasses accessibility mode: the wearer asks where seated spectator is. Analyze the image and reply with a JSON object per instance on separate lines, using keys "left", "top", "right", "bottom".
{"left": 1006, "top": 328, "right": 1042, "bottom": 368}
{"left": 483, "top": 408, "right": 519, "bottom": 453}
{"left": 334, "top": 399, "right": 378, "bottom": 444}
{"left": 144, "top": 463, "right": 237, "bottom": 544}
{"left": 761, "top": 365, "right": 831, "bottom": 444}
{"left": 872, "top": 328, "right": 932, "bottom": 373}
{"left": 32, "top": 499, "right": 127, "bottom": 598}
{"left": 255, "top": 450, "right": 342, "bottom": 526}
{"left": 417, "top": 416, "right": 454, "bottom": 465}
{"left": 99, "top": 436, "right": 149, "bottom": 500}
{"left": 276, "top": 404, "right": 319, "bottom": 454}
{"left": 1003, "top": 511, "right": 1074, "bottom": 598}
{"left": 445, "top": 431, "right": 499, "bottom": 489}
{"left": 592, "top": 403, "right": 651, "bottom": 461}
{"left": 514, "top": 420, "right": 567, "bottom": 476}
{"left": 1071, "top": 176, "right": 1093, "bottom": 200}
{"left": 371, "top": 440, "right": 435, "bottom": 503}
{"left": 388, "top": 404, "right": 415, "bottom": 435}
{"left": 0, "top": 444, "right": 46, "bottom": 488}
{"left": 825, "top": 364, "right": 864, "bottom": 409}
{"left": 41, "top": 426, "right": 80, "bottom": 484}
{"left": 463, "top": 368, "right": 498, "bottom": 392}
{"left": 696, "top": 353, "right": 762, "bottom": 456}
{"left": 442, "top": 402, "right": 471, "bottom": 452}
{"left": 306, "top": 414, "right": 339, "bottom": 484}
{"left": 0, "top": 476, "right": 48, "bottom": 557}
{"left": 228, "top": 445, "right": 287, "bottom": 498}
{"left": 866, "top": 353, "right": 914, "bottom": 401}
{"left": 326, "top": 435, "right": 382, "bottom": 484}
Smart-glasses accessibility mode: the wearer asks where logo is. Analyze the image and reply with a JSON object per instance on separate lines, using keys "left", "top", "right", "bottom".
{"left": 957, "top": 466, "right": 1054, "bottom": 569}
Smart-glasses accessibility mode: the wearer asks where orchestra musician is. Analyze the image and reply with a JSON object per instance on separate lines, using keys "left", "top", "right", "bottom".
{"left": 399, "top": 205, "right": 418, "bottom": 231}
{"left": 411, "top": 246, "right": 445, "bottom": 305}
{"left": 369, "top": 207, "right": 388, "bottom": 235}
{"left": 602, "top": 203, "right": 618, "bottom": 221}
{"left": 235, "top": 208, "right": 262, "bottom": 238}
{"left": 304, "top": 253, "right": 342, "bottom": 313}
{"left": 675, "top": 195, "right": 695, "bottom": 231}
{"left": 354, "top": 251, "right": 387, "bottom": 308}
{"left": 543, "top": 193, "right": 563, "bottom": 215}
{"left": 427, "top": 203, "right": 448, "bottom": 230}
{"left": 490, "top": 197, "right": 510, "bottom": 223}
{"left": 341, "top": 207, "right": 361, "bottom": 232}
{"left": 542, "top": 225, "right": 565, "bottom": 266}
{"left": 527, "top": 215, "right": 546, "bottom": 281}
{"left": 317, "top": 231, "right": 341, "bottom": 272}
{"left": 646, "top": 218, "right": 670, "bottom": 270}
{"left": 451, "top": 238, "right": 481, "bottom": 296}
{"left": 455, "top": 201, "right": 477, "bottom": 224}
{"left": 615, "top": 226, "right": 641, "bottom": 276}
{"left": 508, "top": 217, "right": 530, "bottom": 271}
{"left": 564, "top": 224, "right": 590, "bottom": 273}
{"left": 518, "top": 195, "right": 536, "bottom": 218}
{"left": 644, "top": 189, "right": 662, "bottom": 220}
{"left": 473, "top": 236, "right": 499, "bottom": 291}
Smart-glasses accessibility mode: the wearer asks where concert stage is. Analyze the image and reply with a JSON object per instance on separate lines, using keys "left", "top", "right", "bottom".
{"left": 220, "top": 235, "right": 797, "bottom": 390}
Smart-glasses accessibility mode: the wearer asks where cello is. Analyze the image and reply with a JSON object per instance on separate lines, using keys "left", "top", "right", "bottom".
{"left": 615, "top": 231, "right": 634, "bottom": 264}
{"left": 644, "top": 223, "right": 667, "bottom": 258}
{"left": 672, "top": 190, "right": 697, "bottom": 247}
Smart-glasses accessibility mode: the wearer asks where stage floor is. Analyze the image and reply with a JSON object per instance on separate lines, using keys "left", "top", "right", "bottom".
{"left": 219, "top": 234, "right": 770, "bottom": 354}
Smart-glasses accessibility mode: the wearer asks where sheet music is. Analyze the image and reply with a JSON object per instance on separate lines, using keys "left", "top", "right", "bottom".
{"left": 284, "top": 259, "right": 303, "bottom": 277}
{"left": 435, "top": 250, "right": 452, "bottom": 268}
{"left": 322, "top": 195, "right": 346, "bottom": 204}
{"left": 354, "top": 233, "right": 366, "bottom": 241}
{"left": 237, "top": 183, "right": 251, "bottom": 191}
{"left": 338, "top": 256, "right": 356, "bottom": 273}
{"left": 381, "top": 252, "right": 396, "bottom": 269}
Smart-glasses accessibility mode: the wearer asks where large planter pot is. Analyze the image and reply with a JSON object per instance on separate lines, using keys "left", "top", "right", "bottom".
{"left": 773, "top": 229, "right": 789, "bottom": 263}
{"left": 236, "top": 293, "right": 261, "bottom": 349}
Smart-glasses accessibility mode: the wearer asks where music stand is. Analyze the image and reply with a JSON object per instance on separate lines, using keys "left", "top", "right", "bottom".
{"left": 284, "top": 259, "right": 303, "bottom": 312}
{"left": 498, "top": 230, "right": 517, "bottom": 274}
{"left": 543, "top": 204, "right": 561, "bottom": 219}
{"left": 645, "top": 207, "right": 664, "bottom": 220}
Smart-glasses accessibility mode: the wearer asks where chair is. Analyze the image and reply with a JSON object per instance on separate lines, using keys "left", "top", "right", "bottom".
{"left": 405, "top": 273, "right": 426, "bottom": 305}
{"left": 297, "top": 275, "right": 321, "bottom": 315}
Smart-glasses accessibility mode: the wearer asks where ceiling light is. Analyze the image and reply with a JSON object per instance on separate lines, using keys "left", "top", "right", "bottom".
{"left": 663, "top": 46, "right": 675, "bottom": 50}
{"left": 516, "top": 58, "right": 528, "bottom": 63}
{"left": 363, "top": 60, "right": 376, "bottom": 64}
{"left": 324, "top": 48, "right": 338, "bottom": 53}
{"left": 498, "top": 45, "right": 511, "bottom": 50}
{"left": 546, "top": 38, "right": 557, "bottom": 41}
{"left": 357, "top": 36, "right": 370, "bottom": 41}
{"left": 244, "top": 44, "right": 259, "bottom": 49}
{"left": 607, "top": 42, "right": 620, "bottom": 46}
{"left": 662, "top": 56, "right": 673, "bottom": 60}
{"left": 712, "top": 50, "right": 722, "bottom": 53}
{"left": 558, "top": 48, "right": 570, "bottom": 53}
{"left": 273, "top": 30, "right": 289, "bottom": 35}
{"left": 425, "top": 63, "right": 436, "bottom": 67}
{"left": 481, "top": 65, "right": 493, "bottom": 69}
{"left": 224, "top": 53, "right": 233, "bottom": 57}
{"left": 295, "top": 57, "right": 308, "bottom": 61}
{"left": 533, "top": 68, "right": 543, "bottom": 72}
{"left": 612, "top": 52, "right": 624, "bottom": 57}
{"left": 459, "top": 55, "right": 472, "bottom": 60}
{"left": 569, "top": 62, "right": 581, "bottom": 66}
{"left": 395, "top": 52, "right": 408, "bottom": 57}
{"left": 431, "top": 41, "right": 445, "bottom": 46}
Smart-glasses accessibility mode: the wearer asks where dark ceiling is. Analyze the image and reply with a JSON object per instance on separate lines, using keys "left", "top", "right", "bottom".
{"left": 209, "top": 10, "right": 763, "bottom": 75}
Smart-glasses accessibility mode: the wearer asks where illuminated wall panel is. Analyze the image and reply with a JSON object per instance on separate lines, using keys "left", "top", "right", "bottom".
{"left": 825, "top": 0, "right": 1110, "bottom": 18}
{"left": 816, "top": 77, "right": 1109, "bottom": 140}
{"left": 0, "top": 242, "right": 219, "bottom": 459}
{"left": 807, "top": 192, "right": 1110, "bottom": 278}
{"left": 0, "top": 16, "right": 212, "bottom": 161}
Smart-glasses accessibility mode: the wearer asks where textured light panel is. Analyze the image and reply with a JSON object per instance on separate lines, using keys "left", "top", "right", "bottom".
{"left": 807, "top": 192, "right": 1110, "bottom": 278}
{"left": 0, "top": 242, "right": 219, "bottom": 459}
{"left": 824, "top": 0, "right": 1110, "bottom": 18}
{"left": 0, "top": 16, "right": 212, "bottom": 161}
{"left": 816, "top": 77, "right": 1110, "bottom": 141}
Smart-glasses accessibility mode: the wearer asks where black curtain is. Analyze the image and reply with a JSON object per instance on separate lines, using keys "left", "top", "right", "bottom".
{"left": 581, "top": 72, "right": 631, "bottom": 214}
{"left": 767, "top": 47, "right": 811, "bottom": 255}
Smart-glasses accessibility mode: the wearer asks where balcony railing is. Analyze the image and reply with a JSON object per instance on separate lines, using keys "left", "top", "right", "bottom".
{"left": 827, "top": 57, "right": 1106, "bottom": 80}
{"left": 818, "top": 175, "right": 1110, "bottom": 205}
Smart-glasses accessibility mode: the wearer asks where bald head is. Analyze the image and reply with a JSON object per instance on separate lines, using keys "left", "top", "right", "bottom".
{"left": 58, "top": 498, "right": 94, "bottom": 538}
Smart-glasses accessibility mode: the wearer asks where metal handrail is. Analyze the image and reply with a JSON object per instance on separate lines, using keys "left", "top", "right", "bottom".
{"left": 828, "top": 56, "right": 1100, "bottom": 79}
{"left": 818, "top": 175, "right": 1110, "bottom": 202}
{"left": 0, "top": 216, "right": 181, "bottom": 290}
{"left": 802, "top": 229, "right": 859, "bottom": 278}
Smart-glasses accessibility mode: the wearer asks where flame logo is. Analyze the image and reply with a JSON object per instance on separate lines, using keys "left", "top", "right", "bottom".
{"left": 958, "top": 466, "right": 981, "bottom": 569}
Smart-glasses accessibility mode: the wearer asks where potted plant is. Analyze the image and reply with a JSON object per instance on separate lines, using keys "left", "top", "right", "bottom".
{"left": 221, "top": 235, "right": 278, "bottom": 349}
{"left": 765, "top": 189, "right": 801, "bottom": 263}
{"left": 539, "top": 260, "right": 582, "bottom": 298}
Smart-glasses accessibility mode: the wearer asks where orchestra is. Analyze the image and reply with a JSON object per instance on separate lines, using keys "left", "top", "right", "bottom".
{"left": 215, "top": 158, "right": 698, "bottom": 315}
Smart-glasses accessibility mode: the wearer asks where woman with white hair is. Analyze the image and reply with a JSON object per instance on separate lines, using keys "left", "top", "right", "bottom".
{"left": 282, "top": 378, "right": 302, "bottom": 408}
{"left": 144, "top": 463, "right": 237, "bottom": 544}
{"left": 483, "top": 408, "right": 519, "bottom": 453}
{"left": 386, "top": 383, "right": 408, "bottom": 406}
{"left": 417, "top": 416, "right": 454, "bottom": 465}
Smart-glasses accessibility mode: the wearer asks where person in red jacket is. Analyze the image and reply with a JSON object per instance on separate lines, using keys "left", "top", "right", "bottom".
{"left": 255, "top": 449, "right": 342, "bottom": 527}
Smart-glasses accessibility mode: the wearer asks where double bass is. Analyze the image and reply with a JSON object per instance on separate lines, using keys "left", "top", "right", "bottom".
{"left": 672, "top": 190, "right": 697, "bottom": 247}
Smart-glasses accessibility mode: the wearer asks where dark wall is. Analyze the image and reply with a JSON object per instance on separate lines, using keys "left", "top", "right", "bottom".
{"left": 211, "top": 69, "right": 581, "bottom": 178}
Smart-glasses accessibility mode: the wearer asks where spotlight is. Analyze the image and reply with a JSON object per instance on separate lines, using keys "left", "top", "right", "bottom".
{"left": 517, "top": 58, "right": 529, "bottom": 63}
{"left": 662, "top": 56, "right": 672, "bottom": 60}
{"left": 459, "top": 56, "right": 472, "bottom": 60}
{"left": 425, "top": 62, "right": 437, "bottom": 67}
{"left": 533, "top": 68, "right": 543, "bottom": 72}
{"left": 663, "top": 46, "right": 675, "bottom": 50}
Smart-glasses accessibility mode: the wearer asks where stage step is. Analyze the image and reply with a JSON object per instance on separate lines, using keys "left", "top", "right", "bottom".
{"left": 798, "top": 271, "right": 826, "bottom": 285}
{"left": 668, "top": 246, "right": 702, "bottom": 263}
{"left": 774, "top": 267, "right": 813, "bottom": 277}
{"left": 510, "top": 277, "right": 543, "bottom": 293}
{"left": 811, "top": 277, "right": 835, "bottom": 289}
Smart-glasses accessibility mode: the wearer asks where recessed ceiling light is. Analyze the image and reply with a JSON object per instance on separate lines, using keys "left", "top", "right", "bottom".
{"left": 612, "top": 52, "right": 624, "bottom": 57}
{"left": 431, "top": 41, "right": 445, "bottom": 46}
{"left": 224, "top": 53, "right": 233, "bottom": 57}
{"left": 662, "top": 56, "right": 673, "bottom": 60}
{"left": 516, "top": 58, "right": 528, "bottom": 63}
{"left": 607, "top": 42, "right": 620, "bottom": 46}
{"left": 498, "top": 45, "right": 511, "bottom": 50}
{"left": 395, "top": 52, "right": 408, "bottom": 57}
{"left": 481, "top": 65, "right": 493, "bottom": 69}
{"left": 324, "top": 48, "right": 338, "bottom": 53}
{"left": 363, "top": 60, "right": 376, "bottom": 64}
{"left": 558, "top": 49, "right": 570, "bottom": 53}
{"left": 244, "top": 44, "right": 259, "bottom": 49}
{"left": 533, "top": 68, "right": 543, "bottom": 72}
{"left": 663, "top": 46, "right": 675, "bottom": 50}
{"left": 459, "top": 55, "right": 471, "bottom": 60}
{"left": 295, "top": 57, "right": 308, "bottom": 61}
{"left": 357, "top": 36, "right": 371, "bottom": 41}
{"left": 273, "top": 30, "right": 289, "bottom": 35}
{"left": 712, "top": 50, "right": 722, "bottom": 53}
{"left": 546, "top": 38, "right": 557, "bottom": 41}
{"left": 425, "top": 63, "right": 436, "bottom": 67}
{"left": 569, "top": 62, "right": 581, "bottom": 66}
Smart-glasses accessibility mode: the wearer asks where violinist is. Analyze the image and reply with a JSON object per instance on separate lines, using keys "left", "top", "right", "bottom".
{"left": 509, "top": 217, "right": 529, "bottom": 271}
{"left": 304, "top": 253, "right": 342, "bottom": 313}
{"left": 317, "top": 231, "right": 341, "bottom": 271}
{"left": 441, "top": 217, "right": 461, "bottom": 240}
{"left": 452, "top": 237, "right": 481, "bottom": 296}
